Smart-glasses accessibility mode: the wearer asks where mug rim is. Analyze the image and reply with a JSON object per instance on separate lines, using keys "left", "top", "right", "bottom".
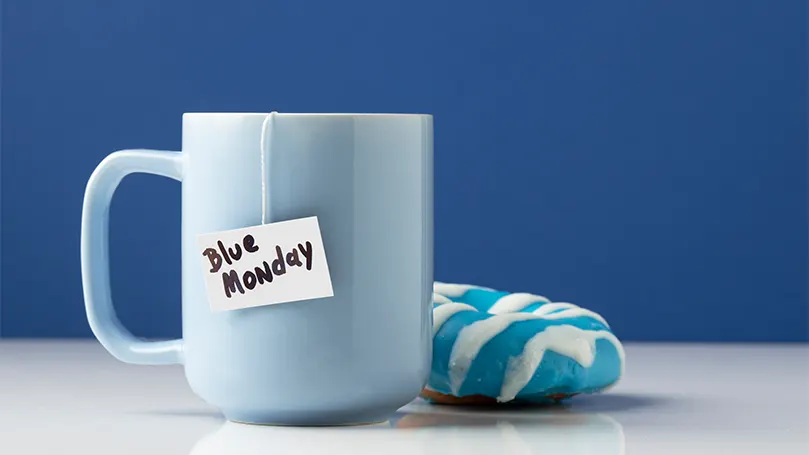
{"left": 183, "top": 112, "right": 432, "bottom": 118}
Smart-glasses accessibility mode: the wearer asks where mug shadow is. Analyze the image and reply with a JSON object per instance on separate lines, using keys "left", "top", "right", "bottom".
{"left": 134, "top": 392, "right": 669, "bottom": 421}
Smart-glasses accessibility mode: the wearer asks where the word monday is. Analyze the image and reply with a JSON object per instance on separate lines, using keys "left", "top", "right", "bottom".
{"left": 201, "top": 234, "right": 313, "bottom": 298}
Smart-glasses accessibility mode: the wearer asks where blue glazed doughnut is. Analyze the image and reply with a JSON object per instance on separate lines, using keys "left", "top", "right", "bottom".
{"left": 423, "top": 282, "right": 625, "bottom": 405}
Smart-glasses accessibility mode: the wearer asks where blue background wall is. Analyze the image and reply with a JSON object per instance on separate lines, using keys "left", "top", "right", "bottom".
{"left": 1, "top": 1, "right": 806, "bottom": 341}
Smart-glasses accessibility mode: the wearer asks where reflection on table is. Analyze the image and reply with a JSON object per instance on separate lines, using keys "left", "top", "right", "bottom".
{"left": 190, "top": 401, "right": 625, "bottom": 455}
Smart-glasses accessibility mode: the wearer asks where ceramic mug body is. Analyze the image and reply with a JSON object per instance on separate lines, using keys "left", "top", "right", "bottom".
{"left": 81, "top": 113, "right": 434, "bottom": 425}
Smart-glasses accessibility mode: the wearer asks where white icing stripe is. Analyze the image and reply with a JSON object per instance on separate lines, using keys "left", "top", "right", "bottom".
{"left": 487, "top": 293, "right": 551, "bottom": 314}
{"left": 432, "top": 303, "right": 477, "bottom": 336}
{"left": 448, "top": 313, "right": 546, "bottom": 394}
{"left": 432, "top": 293, "right": 453, "bottom": 306}
{"left": 498, "top": 327, "right": 625, "bottom": 403}
{"left": 487, "top": 294, "right": 610, "bottom": 328}
{"left": 448, "top": 312, "right": 620, "bottom": 395}
{"left": 532, "top": 302, "right": 578, "bottom": 315}
{"left": 535, "top": 307, "right": 610, "bottom": 328}
{"left": 433, "top": 282, "right": 493, "bottom": 298}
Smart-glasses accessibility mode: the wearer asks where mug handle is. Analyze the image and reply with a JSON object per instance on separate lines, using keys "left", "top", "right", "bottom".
{"left": 81, "top": 149, "right": 185, "bottom": 365}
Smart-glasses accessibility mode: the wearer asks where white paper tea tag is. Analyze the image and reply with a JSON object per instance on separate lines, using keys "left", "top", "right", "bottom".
{"left": 196, "top": 216, "right": 334, "bottom": 312}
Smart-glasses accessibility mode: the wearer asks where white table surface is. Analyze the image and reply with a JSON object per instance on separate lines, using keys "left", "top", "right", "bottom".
{"left": 1, "top": 341, "right": 807, "bottom": 455}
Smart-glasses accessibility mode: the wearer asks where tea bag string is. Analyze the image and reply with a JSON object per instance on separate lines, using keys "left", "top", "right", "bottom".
{"left": 259, "top": 112, "right": 277, "bottom": 225}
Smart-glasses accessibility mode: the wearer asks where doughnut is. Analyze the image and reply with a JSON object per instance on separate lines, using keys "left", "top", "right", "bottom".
{"left": 423, "top": 282, "right": 625, "bottom": 405}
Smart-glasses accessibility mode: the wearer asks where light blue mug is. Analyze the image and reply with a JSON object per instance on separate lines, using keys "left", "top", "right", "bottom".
{"left": 81, "top": 112, "right": 434, "bottom": 425}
